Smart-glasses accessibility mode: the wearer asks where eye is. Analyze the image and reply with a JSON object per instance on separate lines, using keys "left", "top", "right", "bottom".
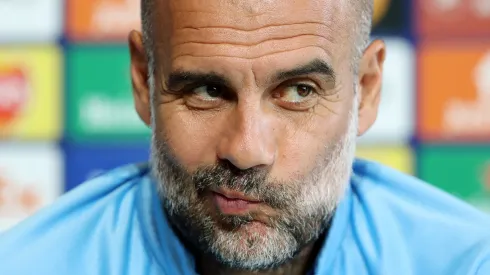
{"left": 292, "top": 84, "right": 314, "bottom": 100}
{"left": 192, "top": 85, "right": 224, "bottom": 100}
{"left": 275, "top": 84, "right": 316, "bottom": 103}
{"left": 183, "top": 84, "right": 228, "bottom": 110}
{"left": 271, "top": 82, "right": 319, "bottom": 111}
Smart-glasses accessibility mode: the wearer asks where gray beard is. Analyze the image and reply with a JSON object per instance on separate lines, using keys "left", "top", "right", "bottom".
{"left": 150, "top": 97, "right": 358, "bottom": 271}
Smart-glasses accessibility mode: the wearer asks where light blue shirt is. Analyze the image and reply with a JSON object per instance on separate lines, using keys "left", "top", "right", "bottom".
{"left": 1, "top": 159, "right": 489, "bottom": 274}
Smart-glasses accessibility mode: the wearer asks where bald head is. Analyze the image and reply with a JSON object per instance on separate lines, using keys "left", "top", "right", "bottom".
{"left": 140, "top": 0, "right": 373, "bottom": 73}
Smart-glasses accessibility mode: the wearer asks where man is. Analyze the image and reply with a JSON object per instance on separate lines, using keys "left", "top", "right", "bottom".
{"left": 1, "top": 0, "right": 489, "bottom": 274}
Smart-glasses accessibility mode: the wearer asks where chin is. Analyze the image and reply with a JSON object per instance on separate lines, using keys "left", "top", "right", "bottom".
{"left": 206, "top": 221, "right": 299, "bottom": 271}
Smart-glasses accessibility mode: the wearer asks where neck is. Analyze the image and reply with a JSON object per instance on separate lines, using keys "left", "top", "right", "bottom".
{"left": 197, "top": 233, "right": 326, "bottom": 275}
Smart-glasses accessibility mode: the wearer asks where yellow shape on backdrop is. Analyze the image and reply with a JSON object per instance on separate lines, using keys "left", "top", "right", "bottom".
{"left": 0, "top": 46, "right": 62, "bottom": 140}
{"left": 373, "top": 0, "right": 391, "bottom": 26}
{"left": 356, "top": 146, "right": 413, "bottom": 175}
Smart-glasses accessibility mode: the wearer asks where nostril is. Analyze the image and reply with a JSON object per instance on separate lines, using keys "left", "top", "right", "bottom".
{"left": 217, "top": 159, "right": 270, "bottom": 177}
{"left": 218, "top": 159, "right": 244, "bottom": 175}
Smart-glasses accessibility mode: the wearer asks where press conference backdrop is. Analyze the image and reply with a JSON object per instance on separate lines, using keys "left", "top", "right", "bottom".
{"left": 0, "top": 0, "right": 489, "bottom": 231}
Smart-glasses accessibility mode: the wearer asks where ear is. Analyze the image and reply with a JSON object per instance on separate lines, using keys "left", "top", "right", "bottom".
{"left": 129, "top": 30, "right": 151, "bottom": 127}
{"left": 357, "top": 39, "right": 386, "bottom": 136}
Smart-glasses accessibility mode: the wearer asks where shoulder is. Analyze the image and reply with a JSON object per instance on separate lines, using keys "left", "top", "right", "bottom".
{"left": 351, "top": 158, "right": 490, "bottom": 226}
{"left": 349, "top": 158, "right": 490, "bottom": 273}
{"left": 0, "top": 163, "right": 150, "bottom": 274}
{"left": 477, "top": 257, "right": 490, "bottom": 275}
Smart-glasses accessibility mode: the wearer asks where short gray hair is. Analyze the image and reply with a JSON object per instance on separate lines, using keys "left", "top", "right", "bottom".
{"left": 351, "top": 0, "right": 373, "bottom": 74}
{"left": 141, "top": 0, "right": 155, "bottom": 77}
{"left": 140, "top": 0, "right": 373, "bottom": 76}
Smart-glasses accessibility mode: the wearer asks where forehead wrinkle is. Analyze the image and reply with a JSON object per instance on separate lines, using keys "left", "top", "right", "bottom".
{"left": 170, "top": 22, "right": 336, "bottom": 48}
{"left": 171, "top": 34, "right": 333, "bottom": 51}
{"left": 169, "top": 45, "right": 331, "bottom": 63}
{"left": 171, "top": 37, "right": 332, "bottom": 58}
{"left": 167, "top": 22, "right": 337, "bottom": 62}
{"left": 173, "top": 18, "right": 330, "bottom": 31}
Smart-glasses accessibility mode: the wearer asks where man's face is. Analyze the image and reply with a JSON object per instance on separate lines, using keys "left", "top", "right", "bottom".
{"left": 131, "top": 0, "right": 384, "bottom": 271}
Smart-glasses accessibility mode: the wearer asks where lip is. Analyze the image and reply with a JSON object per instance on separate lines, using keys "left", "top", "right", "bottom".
{"left": 209, "top": 189, "right": 273, "bottom": 224}
{"left": 211, "top": 188, "right": 261, "bottom": 203}
{"left": 211, "top": 192, "right": 262, "bottom": 216}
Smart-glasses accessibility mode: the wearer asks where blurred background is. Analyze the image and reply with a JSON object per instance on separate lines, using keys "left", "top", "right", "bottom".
{"left": 0, "top": 0, "right": 489, "bottom": 231}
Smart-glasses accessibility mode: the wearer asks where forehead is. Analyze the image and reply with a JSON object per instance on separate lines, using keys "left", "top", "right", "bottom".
{"left": 155, "top": 0, "right": 354, "bottom": 78}
{"left": 166, "top": 0, "right": 350, "bottom": 25}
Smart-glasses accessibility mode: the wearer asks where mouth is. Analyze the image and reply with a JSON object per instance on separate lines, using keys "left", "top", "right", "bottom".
{"left": 211, "top": 188, "right": 263, "bottom": 215}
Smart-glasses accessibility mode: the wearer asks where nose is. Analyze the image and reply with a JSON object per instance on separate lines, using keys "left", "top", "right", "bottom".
{"left": 217, "top": 104, "right": 276, "bottom": 170}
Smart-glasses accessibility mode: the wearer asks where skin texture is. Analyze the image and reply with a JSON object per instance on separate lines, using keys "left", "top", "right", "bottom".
{"left": 129, "top": 0, "right": 385, "bottom": 274}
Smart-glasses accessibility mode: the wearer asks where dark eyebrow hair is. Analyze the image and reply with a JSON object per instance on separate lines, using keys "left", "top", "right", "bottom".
{"left": 166, "top": 71, "right": 231, "bottom": 91}
{"left": 165, "top": 59, "right": 335, "bottom": 91}
{"left": 273, "top": 59, "right": 336, "bottom": 84}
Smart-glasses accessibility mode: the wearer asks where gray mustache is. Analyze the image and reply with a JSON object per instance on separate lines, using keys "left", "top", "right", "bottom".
{"left": 190, "top": 162, "right": 296, "bottom": 209}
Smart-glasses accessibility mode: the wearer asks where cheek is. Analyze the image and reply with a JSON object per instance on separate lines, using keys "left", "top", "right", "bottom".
{"left": 271, "top": 112, "right": 350, "bottom": 180}
{"left": 156, "top": 107, "right": 223, "bottom": 170}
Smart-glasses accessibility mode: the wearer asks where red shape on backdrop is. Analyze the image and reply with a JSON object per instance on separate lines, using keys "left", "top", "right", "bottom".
{"left": 0, "top": 67, "right": 28, "bottom": 128}
{"left": 416, "top": 0, "right": 490, "bottom": 38}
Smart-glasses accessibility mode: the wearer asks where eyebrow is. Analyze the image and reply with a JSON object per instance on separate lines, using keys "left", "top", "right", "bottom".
{"left": 166, "top": 71, "right": 231, "bottom": 91}
{"left": 273, "top": 59, "right": 336, "bottom": 84}
{"left": 165, "top": 58, "right": 336, "bottom": 91}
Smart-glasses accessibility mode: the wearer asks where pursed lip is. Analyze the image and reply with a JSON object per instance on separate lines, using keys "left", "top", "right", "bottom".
{"left": 211, "top": 188, "right": 261, "bottom": 203}
{"left": 209, "top": 188, "right": 274, "bottom": 225}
